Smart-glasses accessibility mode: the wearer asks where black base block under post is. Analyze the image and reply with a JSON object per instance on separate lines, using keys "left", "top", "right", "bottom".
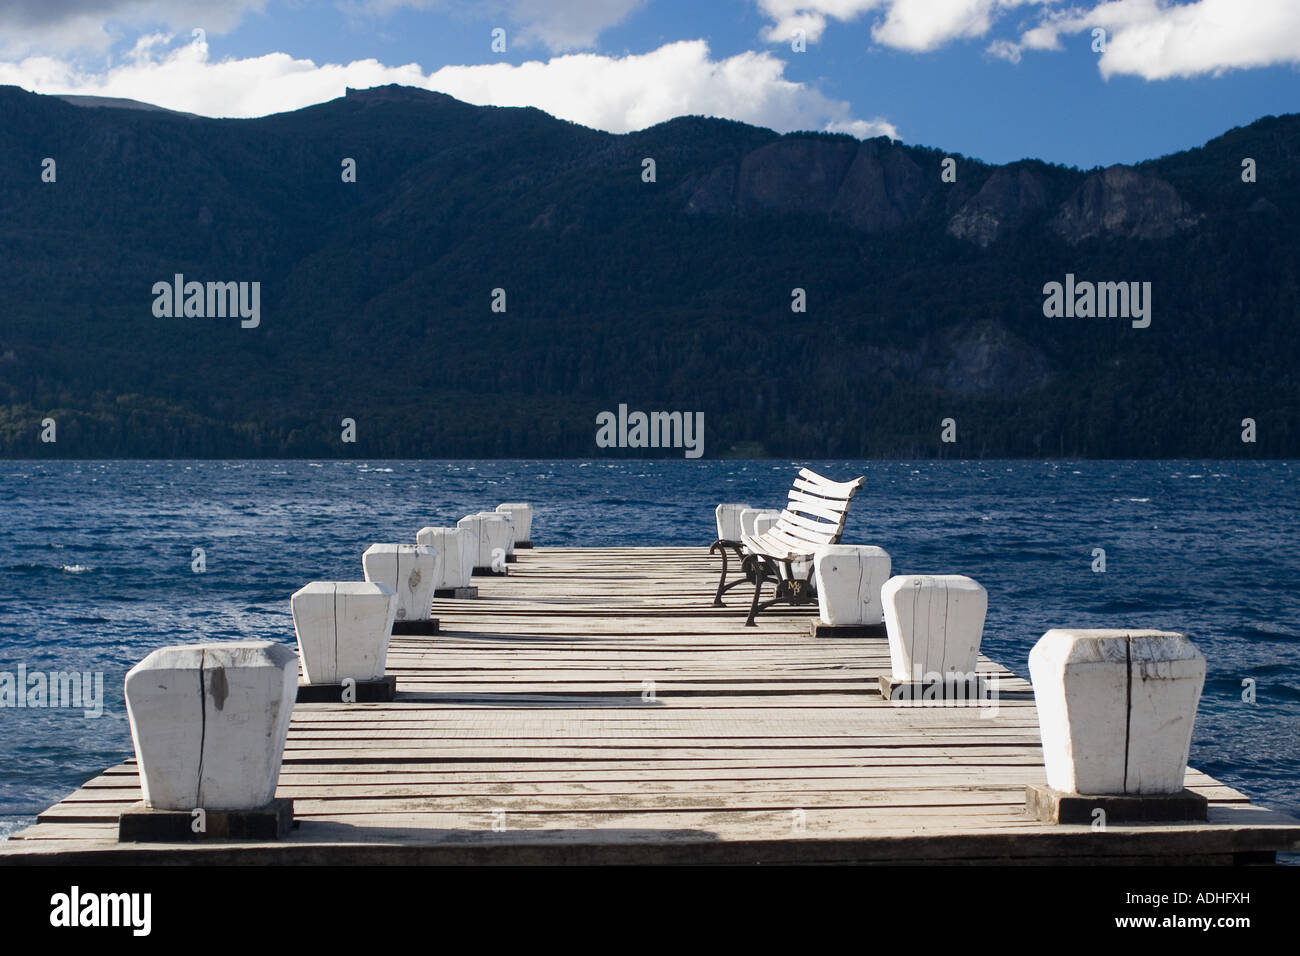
{"left": 809, "top": 620, "right": 886, "bottom": 638}
{"left": 296, "top": 675, "right": 397, "bottom": 703}
{"left": 879, "top": 673, "right": 990, "bottom": 702}
{"left": 514, "top": 541, "right": 534, "bottom": 549}
{"left": 434, "top": 586, "right": 478, "bottom": 599}
{"left": 506, "top": 554, "right": 518, "bottom": 563}
{"left": 1026, "top": 785, "right": 1210, "bottom": 824}
{"left": 118, "top": 798, "right": 295, "bottom": 842}
{"left": 472, "top": 567, "right": 508, "bottom": 576}
{"left": 391, "top": 618, "right": 439, "bottom": 635}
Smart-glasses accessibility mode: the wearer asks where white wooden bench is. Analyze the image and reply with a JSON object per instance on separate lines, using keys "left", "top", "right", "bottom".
{"left": 737, "top": 468, "right": 864, "bottom": 626}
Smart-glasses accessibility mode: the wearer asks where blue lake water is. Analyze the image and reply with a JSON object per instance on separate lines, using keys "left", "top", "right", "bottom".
{"left": 1, "top": 459, "right": 1297, "bottom": 851}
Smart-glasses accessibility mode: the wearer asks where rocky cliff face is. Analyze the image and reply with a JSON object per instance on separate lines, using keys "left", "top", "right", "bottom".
{"left": 736, "top": 138, "right": 860, "bottom": 215}
{"left": 1049, "top": 165, "right": 1199, "bottom": 244}
{"left": 687, "top": 135, "right": 1202, "bottom": 251}
{"left": 946, "top": 166, "right": 1049, "bottom": 247}
{"left": 831, "top": 138, "right": 928, "bottom": 232}
{"left": 847, "top": 321, "right": 1054, "bottom": 396}
{"left": 917, "top": 322, "right": 1054, "bottom": 395}
{"left": 687, "top": 136, "right": 929, "bottom": 231}
{"left": 683, "top": 165, "right": 737, "bottom": 215}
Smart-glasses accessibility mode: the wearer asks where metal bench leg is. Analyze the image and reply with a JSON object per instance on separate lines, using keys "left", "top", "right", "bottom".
{"left": 746, "top": 557, "right": 778, "bottom": 626}
{"left": 745, "top": 572, "right": 764, "bottom": 626}
{"left": 709, "top": 540, "right": 730, "bottom": 607}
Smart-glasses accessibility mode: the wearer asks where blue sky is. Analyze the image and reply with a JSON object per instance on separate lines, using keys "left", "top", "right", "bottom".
{"left": 1, "top": 1, "right": 1297, "bottom": 168}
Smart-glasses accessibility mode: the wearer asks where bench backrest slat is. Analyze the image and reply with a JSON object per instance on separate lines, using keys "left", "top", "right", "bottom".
{"left": 785, "top": 488, "right": 850, "bottom": 522}
{"left": 791, "top": 477, "right": 855, "bottom": 503}
{"left": 778, "top": 508, "right": 841, "bottom": 542}
{"left": 796, "top": 468, "right": 862, "bottom": 496}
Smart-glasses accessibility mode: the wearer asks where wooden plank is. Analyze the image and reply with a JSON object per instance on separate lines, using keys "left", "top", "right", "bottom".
{"left": 58, "top": 777, "right": 1252, "bottom": 805}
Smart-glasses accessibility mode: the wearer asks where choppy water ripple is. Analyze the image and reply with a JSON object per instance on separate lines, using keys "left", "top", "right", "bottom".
{"left": 0, "top": 459, "right": 1297, "bottom": 844}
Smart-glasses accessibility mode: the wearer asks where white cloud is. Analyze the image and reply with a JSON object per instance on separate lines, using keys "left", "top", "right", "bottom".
{"left": 825, "top": 117, "right": 896, "bottom": 137}
{"left": 757, "top": 0, "right": 1051, "bottom": 52}
{"left": 0, "top": 1, "right": 642, "bottom": 58}
{"left": 350, "top": 0, "right": 648, "bottom": 52}
{"left": 985, "top": 37, "right": 1024, "bottom": 61}
{"left": 760, "top": 0, "right": 1300, "bottom": 81}
{"left": 499, "top": 0, "right": 650, "bottom": 51}
{"left": 424, "top": 42, "right": 898, "bottom": 136}
{"left": 1006, "top": 0, "right": 1300, "bottom": 80}
{"left": 0, "top": 36, "right": 898, "bottom": 139}
{"left": 0, "top": 0, "right": 266, "bottom": 57}
{"left": 874, "top": 0, "right": 1046, "bottom": 51}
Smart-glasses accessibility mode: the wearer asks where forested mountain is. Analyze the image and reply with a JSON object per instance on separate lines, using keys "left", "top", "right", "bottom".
{"left": 1, "top": 83, "right": 1297, "bottom": 458}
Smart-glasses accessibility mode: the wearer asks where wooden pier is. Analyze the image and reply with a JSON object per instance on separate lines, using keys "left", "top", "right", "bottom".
{"left": 3, "top": 546, "right": 1298, "bottom": 864}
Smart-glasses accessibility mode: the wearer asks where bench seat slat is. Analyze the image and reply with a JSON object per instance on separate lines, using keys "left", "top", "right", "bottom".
{"left": 743, "top": 530, "right": 810, "bottom": 561}
{"left": 767, "top": 527, "right": 814, "bottom": 550}
{"left": 750, "top": 522, "right": 830, "bottom": 556}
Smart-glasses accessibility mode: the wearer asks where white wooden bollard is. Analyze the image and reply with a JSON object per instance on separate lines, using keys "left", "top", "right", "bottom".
{"left": 791, "top": 559, "right": 814, "bottom": 592}
{"left": 457, "top": 513, "right": 511, "bottom": 575}
{"left": 740, "top": 508, "right": 779, "bottom": 541}
{"left": 291, "top": 581, "right": 396, "bottom": 691}
{"left": 715, "top": 503, "right": 752, "bottom": 543}
{"left": 496, "top": 503, "right": 533, "bottom": 547}
{"left": 457, "top": 525, "right": 479, "bottom": 581}
{"left": 1027, "top": 628, "right": 1208, "bottom": 823}
{"left": 417, "top": 526, "right": 477, "bottom": 596}
{"left": 122, "top": 641, "right": 296, "bottom": 830}
{"left": 880, "top": 574, "right": 987, "bottom": 700}
{"left": 362, "top": 543, "right": 440, "bottom": 634}
{"left": 476, "top": 510, "right": 516, "bottom": 561}
{"left": 811, "top": 545, "right": 892, "bottom": 635}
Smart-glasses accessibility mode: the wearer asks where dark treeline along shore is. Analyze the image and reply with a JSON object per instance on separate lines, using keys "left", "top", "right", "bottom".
{"left": 0, "top": 83, "right": 1297, "bottom": 459}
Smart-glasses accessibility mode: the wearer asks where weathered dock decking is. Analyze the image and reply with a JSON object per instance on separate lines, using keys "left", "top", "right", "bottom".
{"left": 4, "top": 546, "right": 1299, "bottom": 864}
